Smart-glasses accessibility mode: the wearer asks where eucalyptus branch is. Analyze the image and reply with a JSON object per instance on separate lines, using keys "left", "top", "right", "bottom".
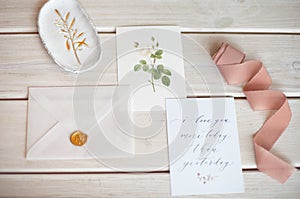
{"left": 133, "top": 36, "right": 172, "bottom": 92}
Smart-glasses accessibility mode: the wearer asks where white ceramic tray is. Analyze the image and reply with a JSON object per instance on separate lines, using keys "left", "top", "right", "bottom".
{"left": 38, "top": 0, "right": 101, "bottom": 73}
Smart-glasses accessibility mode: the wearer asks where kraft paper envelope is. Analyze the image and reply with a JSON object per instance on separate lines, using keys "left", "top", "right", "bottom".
{"left": 27, "top": 86, "right": 135, "bottom": 160}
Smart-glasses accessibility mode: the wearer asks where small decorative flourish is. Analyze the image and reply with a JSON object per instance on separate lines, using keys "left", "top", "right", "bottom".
{"left": 133, "top": 36, "right": 172, "bottom": 92}
{"left": 197, "top": 172, "right": 217, "bottom": 184}
{"left": 54, "top": 9, "right": 88, "bottom": 65}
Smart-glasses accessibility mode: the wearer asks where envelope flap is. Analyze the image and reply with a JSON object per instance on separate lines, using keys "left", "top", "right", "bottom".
{"left": 27, "top": 122, "right": 91, "bottom": 159}
{"left": 29, "top": 87, "right": 74, "bottom": 123}
{"left": 27, "top": 91, "right": 60, "bottom": 151}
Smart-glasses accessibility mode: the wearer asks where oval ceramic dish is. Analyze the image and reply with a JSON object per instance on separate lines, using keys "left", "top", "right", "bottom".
{"left": 38, "top": 0, "right": 101, "bottom": 73}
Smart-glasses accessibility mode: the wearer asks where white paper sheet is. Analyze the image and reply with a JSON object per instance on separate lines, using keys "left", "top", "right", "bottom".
{"left": 117, "top": 26, "right": 186, "bottom": 111}
{"left": 166, "top": 98, "right": 244, "bottom": 196}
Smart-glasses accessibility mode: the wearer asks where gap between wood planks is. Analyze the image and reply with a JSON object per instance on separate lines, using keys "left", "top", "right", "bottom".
{"left": 0, "top": 167, "right": 299, "bottom": 175}
{"left": 1, "top": 96, "right": 299, "bottom": 101}
{"left": 0, "top": 31, "right": 300, "bottom": 35}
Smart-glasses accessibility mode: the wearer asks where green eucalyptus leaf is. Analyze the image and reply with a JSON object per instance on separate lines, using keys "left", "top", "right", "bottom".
{"left": 139, "top": 60, "right": 147, "bottom": 65}
{"left": 162, "top": 69, "right": 172, "bottom": 76}
{"left": 162, "top": 76, "right": 170, "bottom": 86}
{"left": 148, "top": 68, "right": 157, "bottom": 75}
{"left": 150, "top": 54, "right": 156, "bottom": 58}
{"left": 153, "top": 71, "right": 161, "bottom": 80}
{"left": 143, "top": 64, "right": 149, "bottom": 71}
{"left": 157, "top": 64, "right": 164, "bottom": 72}
{"left": 156, "top": 42, "right": 159, "bottom": 47}
{"left": 156, "top": 55, "right": 162, "bottom": 59}
{"left": 155, "top": 50, "right": 163, "bottom": 56}
{"left": 134, "top": 64, "right": 142, "bottom": 71}
{"left": 151, "top": 36, "right": 155, "bottom": 42}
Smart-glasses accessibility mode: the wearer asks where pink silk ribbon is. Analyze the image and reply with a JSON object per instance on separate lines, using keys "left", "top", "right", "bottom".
{"left": 212, "top": 43, "right": 296, "bottom": 183}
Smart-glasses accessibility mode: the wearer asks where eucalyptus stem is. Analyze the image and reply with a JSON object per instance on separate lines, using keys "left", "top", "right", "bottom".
{"left": 149, "top": 57, "right": 157, "bottom": 92}
{"left": 150, "top": 73, "right": 155, "bottom": 92}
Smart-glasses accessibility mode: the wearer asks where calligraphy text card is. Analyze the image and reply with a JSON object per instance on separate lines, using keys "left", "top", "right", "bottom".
{"left": 166, "top": 98, "right": 244, "bottom": 196}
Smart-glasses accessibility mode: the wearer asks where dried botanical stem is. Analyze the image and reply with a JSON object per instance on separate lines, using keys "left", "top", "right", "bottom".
{"left": 54, "top": 9, "right": 83, "bottom": 65}
{"left": 70, "top": 35, "right": 81, "bottom": 65}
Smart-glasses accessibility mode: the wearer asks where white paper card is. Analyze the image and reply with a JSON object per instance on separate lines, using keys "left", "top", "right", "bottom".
{"left": 166, "top": 98, "right": 244, "bottom": 196}
{"left": 117, "top": 26, "right": 186, "bottom": 111}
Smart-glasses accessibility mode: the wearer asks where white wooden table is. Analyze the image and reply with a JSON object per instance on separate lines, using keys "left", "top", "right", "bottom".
{"left": 0, "top": 0, "right": 299, "bottom": 197}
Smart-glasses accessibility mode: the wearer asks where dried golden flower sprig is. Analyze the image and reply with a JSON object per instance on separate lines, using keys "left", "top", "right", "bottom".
{"left": 54, "top": 9, "right": 88, "bottom": 65}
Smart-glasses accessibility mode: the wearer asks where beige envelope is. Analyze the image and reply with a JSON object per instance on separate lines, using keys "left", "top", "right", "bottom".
{"left": 26, "top": 86, "right": 135, "bottom": 160}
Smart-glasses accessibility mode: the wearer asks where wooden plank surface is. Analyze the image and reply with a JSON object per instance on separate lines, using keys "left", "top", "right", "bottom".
{"left": 0, "top": 0, "right": 300, "bottom": 33}
{"left": 0, "top": 34, "right": 300, "bottom": 99}
{"left": 0, "top": 99, "right": 299, "bottom": 172}
{"left": 0, "top": 0, "right": 300, "bottom": 197}
{"left": 0, "top": 171, "right": 299, "bottom": 197}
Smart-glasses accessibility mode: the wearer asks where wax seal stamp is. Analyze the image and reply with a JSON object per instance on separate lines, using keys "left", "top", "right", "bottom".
{"left": 70, "top": 130, "right": 88, "bottom": 146}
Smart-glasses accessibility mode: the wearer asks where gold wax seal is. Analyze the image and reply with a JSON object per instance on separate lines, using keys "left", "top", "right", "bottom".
{"left": 70, "top": 130, "right": 88, "bottom": 146}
